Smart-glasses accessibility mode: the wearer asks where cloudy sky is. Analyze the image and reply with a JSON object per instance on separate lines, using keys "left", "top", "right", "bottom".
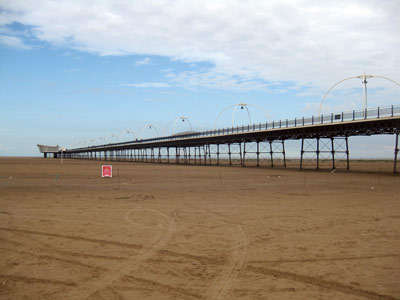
{"left": 0, "top": 0, "right": 399, "bottom": 157}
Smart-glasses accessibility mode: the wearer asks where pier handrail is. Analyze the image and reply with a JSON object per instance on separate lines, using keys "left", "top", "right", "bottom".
{"left": 70, "top": 104, "right": 400, "bottom": 151}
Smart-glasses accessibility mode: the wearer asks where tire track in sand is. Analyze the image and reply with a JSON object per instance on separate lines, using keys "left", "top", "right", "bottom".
{"left": 247, "top": 265, "right": 399, "bottom": 300}
{"left": 0, "top": 227, "right": 141, "bottom": 249}
{"left": 0, "top": 274, "right": 76, "bottom": 287}
{"left": 205, "top": 223, "right": 248, "bottom": 300}
{"left": 189, "top": 207, "right": 248, "bottom": 300}
{"left": 59, "top": 207, "right": 176, "bottom": 300}
{"left": 119, "top": 274, "right": 203, "bottom": 299}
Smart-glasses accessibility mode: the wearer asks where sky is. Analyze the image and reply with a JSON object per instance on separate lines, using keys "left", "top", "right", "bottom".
{"left": 0, "top": 0, "right": 399, "bottom": 157}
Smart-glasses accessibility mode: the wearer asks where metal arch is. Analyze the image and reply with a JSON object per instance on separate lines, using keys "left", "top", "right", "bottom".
{"left": 214, "top": 104, "right": 237, "bottom": 129}
{"left": 119, "top": 130, "right": 137, "bottom": 141}
{"left": 319, "top": 76, "right": 360, "bottom": 115}
{"left": 110, "top": 133, "right": 120, "bottom": 143}
{"left": 185, "top": 119, "right": 194, "bottom": 132}
{"left": 127, "top": 130, "right": 137, "bottom": 140}
{"left": 246, "top": 103, "right": 270, "bottom": 118}
{"left": 171, "top": 116, "right": 193, "bottom": 135}
{"left": 99, "top": 136, "right": 108, "bottom": 145}
{"left": 232, "top": 103, "right": 251, "bottom": 127}
{"left": 139, "top": 124, "right": 162, "bottom": 139}
{"left": 214, "top": 103, "right": 269, "bottom": 129}
{"left": 370, "top": 75, "right": 400, "bottom": 88}
{"left": 319, "top": 74, "right": 400, "bottom": 115}
{"left": 164, "top": 118, "right": 176, "bottom": 134}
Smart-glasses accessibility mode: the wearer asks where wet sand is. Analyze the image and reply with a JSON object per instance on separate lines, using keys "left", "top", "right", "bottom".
{"left": 0, "top": 157, "right": 399, "bottom": 300}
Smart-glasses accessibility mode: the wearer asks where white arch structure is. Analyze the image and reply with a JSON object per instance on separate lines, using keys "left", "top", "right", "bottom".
{"left": 165, "top": 116, "right": 194, "bottom": 135}
{"left": 139, "top": 124, "right": 162, "bottom": 139}
{"left": 119, "top": 130, "right": 137, "bottom": 141}
{"left": 214, "top": 103, "right": 268, "bottom": 129}
{"left": 110, "top": 134, "right": 120, "bottom": 143}
{"left": 99, "top": 136, "right": 108, "bottom": 144}
{"left": 319, "top": 74, "right": 400, "bottom": 115}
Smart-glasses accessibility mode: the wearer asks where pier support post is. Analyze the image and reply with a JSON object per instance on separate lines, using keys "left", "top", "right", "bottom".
{"left": 345, "top": 136, "right": 350, "bottom": 171}
{"left": 316, "top": 138, "right": 320, "bottom": 170}
{"left": 269, "top": 141, "right": 274, "bottom": 167}
{"left": 282, "top": 140, "right": 287, "bottom": 168}
{"left": 242, "top": 142, "right": 246, "bottom": 167}
{"left": 256, "top": 141, "right": 260, "bottom": 167}
{"left": 228, "top": 144, "right": 232, "bottom": 165}
{"left": 184, "top": 147, "right": 188, "bottom": 164}
{"left": 331, "top": 137, "right": 336, "bottom": 170}
{"left": 300, "top": 139, "right": 304, "bottom": 169}
{"left": 216, "top": 144, "right": 220, "bottom": 166}
{"left": 239, "top": 143, "right": 243, "bottom": 166}
{"left": 394, "top": 131, "right": 399, "bottom": 174}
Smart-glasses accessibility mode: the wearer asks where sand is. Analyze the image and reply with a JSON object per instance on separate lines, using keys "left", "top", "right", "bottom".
{"left": 0, "top": 157, "right": 399, "bottom": 300}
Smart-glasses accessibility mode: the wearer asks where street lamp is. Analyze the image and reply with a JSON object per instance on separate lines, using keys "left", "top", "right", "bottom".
{"left": 214, "top": 103, "right": 268, "bottom": 129}
{"left": 319, "top": 73, "right": 400, "bottom": 115}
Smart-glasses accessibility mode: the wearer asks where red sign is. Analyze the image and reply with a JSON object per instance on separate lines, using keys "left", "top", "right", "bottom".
{"left": 102, "top": 165, "right": 112, "bottom": 178}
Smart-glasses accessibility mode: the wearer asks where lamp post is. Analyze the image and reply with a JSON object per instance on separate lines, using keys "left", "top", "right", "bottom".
{"left": 214, "top": 103, "right": 268, "bottom": 129}
{"left": 319, "top": 74, "right": 400, "bottom": 115}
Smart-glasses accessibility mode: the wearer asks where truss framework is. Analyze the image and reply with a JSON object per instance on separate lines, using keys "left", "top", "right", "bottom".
{"left": 300, "top": 136, "right": 349, "bottom": 170}
{"left": 62, "top": 116, "right": 400, "bottom": 174}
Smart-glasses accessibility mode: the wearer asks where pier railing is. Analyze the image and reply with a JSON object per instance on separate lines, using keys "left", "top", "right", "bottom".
{"left": 73, "top": 105, "right": 400, "bottom": 150}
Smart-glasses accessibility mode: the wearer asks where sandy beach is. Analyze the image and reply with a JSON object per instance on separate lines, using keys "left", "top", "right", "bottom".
{"left": 0, "top": 157, "right": 399, "bottom": 300}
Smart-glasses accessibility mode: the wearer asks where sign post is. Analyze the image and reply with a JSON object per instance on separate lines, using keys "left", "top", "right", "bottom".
{"left": 102, "top": 165, "right": 112, "bottom": 178}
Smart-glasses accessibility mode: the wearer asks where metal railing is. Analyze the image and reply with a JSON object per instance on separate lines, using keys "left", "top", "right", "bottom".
{"left": 71, "top": 105, "right": 400, "bottom": 151}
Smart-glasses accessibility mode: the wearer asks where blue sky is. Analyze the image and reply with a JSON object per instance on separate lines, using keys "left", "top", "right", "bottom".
{"left": 0, "top": 1, "right": 399, "bottom": 157}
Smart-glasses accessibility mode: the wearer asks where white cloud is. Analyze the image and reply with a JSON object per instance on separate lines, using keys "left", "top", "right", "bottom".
{"left": 166, "top": 69, "right": 270, "bottom": 91}
{"left": 135, "top": 57, "right": 151, "bottom": 66}
{"left": 0, "top": 0, "right": 399, "bottom": 91}
{"left": 0, "top": 34, "right": 30, "bottom": 49}
{"left": 124, "top": 82, "right": 170, "bottom": 88}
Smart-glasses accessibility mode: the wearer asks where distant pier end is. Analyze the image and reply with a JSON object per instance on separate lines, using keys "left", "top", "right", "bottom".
{"left": 37, "top": 144, "right": 61, "bottom": 158}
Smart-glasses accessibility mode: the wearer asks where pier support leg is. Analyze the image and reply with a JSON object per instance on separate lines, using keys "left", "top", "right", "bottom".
{"left": 239, "top": 143, "right": 243, "bottom": 166}
{"left": 228, "top": 144, "right": 232, "bottom": 165}
{"left": 208, "top": 144, "right": 212, "bottom": 165}
{"left": 300, "top": 139, "right": 304, "bottom": 169}
{"left": 316, "top": 138, "right": 320, "bottom": 170}
{"left": 256, "top": 141, "right": 260, "bottom": 167}
{"left": 269, "top": 141, "right": 274, "bottom": 167}
{"left": 242, "top": 142, "right": 246, "bottom": 167}
{"left": 394, "top": 131, "right": 399, "bottom": 174}
{"left": 184, "top": 147, "right": 188, "bottom": 164}
{"left": 217, "top": 144, "right": 220, "bottom": 166}
{"left": 331, "top": 137, "right": 336, "bottom": 170}
{"left": 243, "top": 142, "right": 247, "bottom": 167}
{"left": 345, "top": 136, "right": 350, "bottom": 171}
